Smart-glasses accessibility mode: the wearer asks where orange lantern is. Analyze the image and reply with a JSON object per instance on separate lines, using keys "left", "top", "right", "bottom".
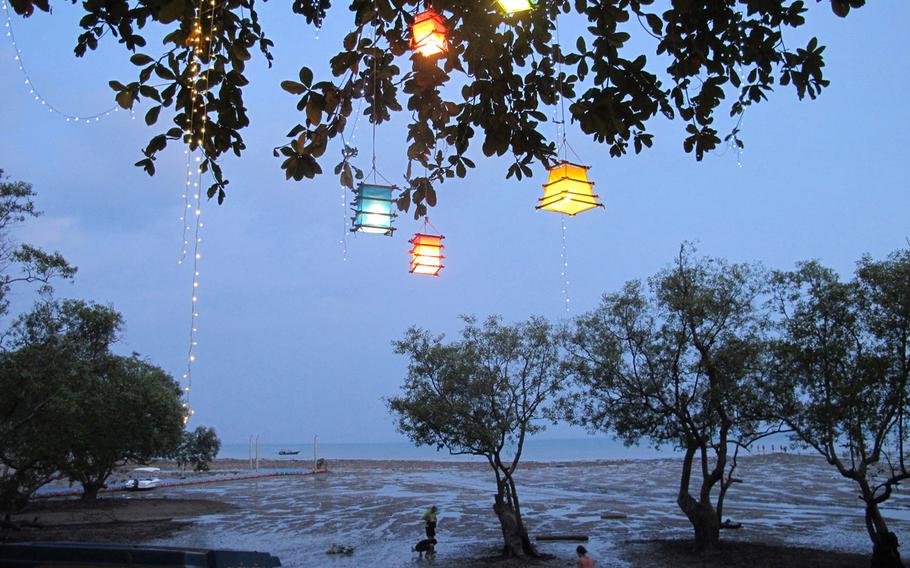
{"left": 536, "top": 160, "right": 603, "bottom": 216}
{"left": 410, "top": 9, "right": 448, "bottom": 57}
{"left": 409, "top": 233, "right": 445, "bottom": 276}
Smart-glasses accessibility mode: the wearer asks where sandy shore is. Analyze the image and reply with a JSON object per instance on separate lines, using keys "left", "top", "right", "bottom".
{"left": 3, "top": 498, "right": 233, "bottom": 544}
{"left": 1, "top": 455, "right": 900, "bottom": 567}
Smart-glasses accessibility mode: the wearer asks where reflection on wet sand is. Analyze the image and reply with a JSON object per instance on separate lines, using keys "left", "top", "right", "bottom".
{"left": 140, "top": 454, "right": 908, "bottom": 567}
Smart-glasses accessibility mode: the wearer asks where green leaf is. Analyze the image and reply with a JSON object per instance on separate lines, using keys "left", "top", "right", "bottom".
{"left": 298, "top": 67, "right": 314, "bottom": 87}
{"left": 280, "top": 80, "right": 307, "bottom": 95}
{"left": 157, "top": 0, "right": 184, "bottom": 23}
{"left": 130, "top": 53, "right": 154, "bottom": 66}
{"left": 115, "top": 90, "right": 134, "bottom": 109}
{"left": 145, "top": 105, "right": 161, "bottom": 126}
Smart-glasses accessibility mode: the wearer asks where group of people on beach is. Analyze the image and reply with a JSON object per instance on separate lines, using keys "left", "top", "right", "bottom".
{"left": 414, "top": 505, "right": 596, "bottom": 566}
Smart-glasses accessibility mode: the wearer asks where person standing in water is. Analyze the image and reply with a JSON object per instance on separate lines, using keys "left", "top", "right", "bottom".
{"left": 576, "top": 545, "right": 595, "bottom": 567}
{"left": 423, "top": 506, "right": 438, "bottom": 540}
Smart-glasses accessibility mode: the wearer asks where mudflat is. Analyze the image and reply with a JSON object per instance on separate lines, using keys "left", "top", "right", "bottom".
{"left": 3, "top": 498, "right": 235, "bottom": 544}
{"left": 1, "top": 455, "right": 902, "bottom": 567}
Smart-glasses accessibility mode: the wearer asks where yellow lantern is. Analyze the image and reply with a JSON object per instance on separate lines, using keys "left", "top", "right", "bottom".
{"left": 497, "top": 0, "right": 534, "bottom": 14}
{"left": 536, "top": 160, "right": 603, "bottom": 216}
{"left": 410, "top": 9, "right": 448, "bottom": 57}
{"left": 409, "top": 233, "right": 445, "bottom": 276}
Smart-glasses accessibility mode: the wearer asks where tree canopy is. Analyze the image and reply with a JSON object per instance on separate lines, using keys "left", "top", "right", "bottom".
{"left": 0, "top": 171, "right": 75, "bottom": 320}
{"left": 175, "top": 425, "right": 222, "bottom": 471}
{"left": 6, "top": 1, "right": 863, "bottom": 213}
{"left": 764, "top": 251, "right": 910, "bottom": 568}
{"left": 389, "top": 315, "right": 563, "bottom": 557}
{"left": 0, "top": 299, "right": 185, "bottom": 507}
{"left": 563, "top": 245, "right": 773, "bottom": 550}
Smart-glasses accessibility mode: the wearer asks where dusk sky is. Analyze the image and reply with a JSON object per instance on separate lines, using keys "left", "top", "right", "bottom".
{"left": 0, "top": 2, "right": 907, "bottom": 446}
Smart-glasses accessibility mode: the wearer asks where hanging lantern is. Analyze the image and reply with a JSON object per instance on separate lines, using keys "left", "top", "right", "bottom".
{"left": 409, "top": 233, "right": 445, "bottom": 276}
{"left": 536, "top": 160, "right": 603, "bottom": 216}
{"left": 410, "top": 9, "right": 448, "bottom": 57}
{"left": 351, "top": 183, "right": 397, "bottom": 235}
{"left": 497, "top": 0, "right": 534, "bottom": 14}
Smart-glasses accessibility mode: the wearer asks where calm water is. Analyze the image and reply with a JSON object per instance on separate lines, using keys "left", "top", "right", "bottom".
{"left": 219, "top": 435, "right": 801, "bottom": 462}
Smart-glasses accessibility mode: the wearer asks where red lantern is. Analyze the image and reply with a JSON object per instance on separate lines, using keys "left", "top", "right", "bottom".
{"left": 409, "top": 233, "right": 445, "bottom": 276}
{"left": 410, "top": 9, "right": 448, "bottom": 57}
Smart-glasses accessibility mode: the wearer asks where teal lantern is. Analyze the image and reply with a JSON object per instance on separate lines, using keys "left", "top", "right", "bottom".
{"left": 351, "top": 183, "right": 397, "bottom": 236}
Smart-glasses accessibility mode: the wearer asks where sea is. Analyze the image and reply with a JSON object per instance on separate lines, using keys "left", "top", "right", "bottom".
{"left": 217, "top": 434, "right": 800, "bottom": 462}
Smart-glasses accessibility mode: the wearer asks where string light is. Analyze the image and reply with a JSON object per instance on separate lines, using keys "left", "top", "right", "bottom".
{"left": 560, "top": 218, "right": 570, "bottom": 313}
{"left": 180, "top": 0, "right": 219, "bottom": 423}
{"left": 178, "top": 4, "right": 207, "bottom": 265}
{"left": 556, "top": 16, "right": 571, "bottom": 314}
{"left": 735, "top": 116, "right": 744, "bottom": 168}
{"left": 339, "top": 92, "right": 365, "bottom": 261}
{"left": 2, "top": 1, "right": 121, "bottom": 122}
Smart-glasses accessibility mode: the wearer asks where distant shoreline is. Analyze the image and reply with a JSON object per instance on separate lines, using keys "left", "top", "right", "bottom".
{"left": 184, "top": 452, "right": 821, "bottom": 473}
{"left": 217, "top": 436, "right": 803, "bottom": 462}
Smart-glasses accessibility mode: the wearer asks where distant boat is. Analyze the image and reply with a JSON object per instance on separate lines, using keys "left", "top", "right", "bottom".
{"left": 278, "top": 450, "right": 300, "bottom": 456}
{"left": 127, "top": 467, "right": 161, "bottom": 491}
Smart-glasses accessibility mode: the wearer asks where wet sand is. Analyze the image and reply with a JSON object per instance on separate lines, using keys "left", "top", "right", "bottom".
{"left": 2, "top": 454, "right": 903, "bottom": 567}
{"left": 2, "top": 499, "right": 233, "bottom": 544}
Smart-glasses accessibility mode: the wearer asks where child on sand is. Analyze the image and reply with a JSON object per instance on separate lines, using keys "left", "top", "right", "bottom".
{"left": 423, "top": 506, "right": 438, "bottom": 539}
{"left": 576, "top": 545, "right": 595, "bottom": 568}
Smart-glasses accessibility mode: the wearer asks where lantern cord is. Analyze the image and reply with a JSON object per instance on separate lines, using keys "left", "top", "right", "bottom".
{"left": 422, "top": 216, "right": 441, "bottom": 234}
{"left": 2, "top": 1, "right": 122, "bottom": 122}
{"left": 370, "top": 30, "right": 379, "bottom": 183}
{"left": 364, "top": 29, "right": 395, "bottom": 186}
{"left": 560, "top": 217, "right": 570, "bottom": 313}
{"left": 554, "top": 12, "right": 568, "bottom": 160}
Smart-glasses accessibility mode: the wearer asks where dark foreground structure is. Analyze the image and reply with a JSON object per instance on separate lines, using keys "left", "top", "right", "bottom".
{"left": 0, "top": 543, "right": 281, "bottom": 567}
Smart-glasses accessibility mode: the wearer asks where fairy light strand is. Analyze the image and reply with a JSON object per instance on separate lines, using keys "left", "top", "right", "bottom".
{"left": 554, "top": 15, "right": 571, "bottom": 313}
{"left": 178, "top": 9, "right": 204, "bottom": 264}
{"left": 2, "top": 1, "right": 123, "bottom": 122}
{"left": 339, "top": 93, "right": 366, "bottom": 260}
{"left": 178, "top": 149, "right": 194, "bottom": 263}
{"left": 181, "top": 0, "right": 219, "bottom": 423}
{"left": 560, "top": 217, "right": 570, "bottom": 313}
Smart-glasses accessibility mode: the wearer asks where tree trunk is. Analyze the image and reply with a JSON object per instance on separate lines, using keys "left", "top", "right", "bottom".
{"left": 868, "top": 500, "right": 904, "bottom": 568}
{"left": 677, "top": 444, "right": 720, "bottom": 550}
{"left": 678, "top": 493, "right": 720, "bottom": 550}
{"left": 81, "top": 481, "right": 102, "bottom": 501}
{"left": 493, "top": 493, "right": 531, "bottom": 558}
{"left": 505, "top": 474, "right": 538, "bottom": 557}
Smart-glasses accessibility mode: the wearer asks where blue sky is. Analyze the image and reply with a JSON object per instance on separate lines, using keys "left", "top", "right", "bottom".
{"left": 0, "top": 2, "right": 907, "bottom": 445}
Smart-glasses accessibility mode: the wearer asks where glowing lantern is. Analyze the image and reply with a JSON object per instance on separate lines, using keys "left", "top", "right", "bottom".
{"left": 497, "top": 0, "right": 534, "bottom": 14}
{"left": 536, "top": 160, "right": 603, "bottom": 216}
{"left": 410, "top": 9, "right": 448, "bottom": 57}
{"left": 409, "top": 233, "right": 445, "bottom": 276}
{"left": 351, "top": 183, "right": 397, "bottom": 235}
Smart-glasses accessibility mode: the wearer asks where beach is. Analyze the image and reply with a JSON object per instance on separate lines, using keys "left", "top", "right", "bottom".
{"left": 4, "top": 454, "right": 903, "bottom": 567}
